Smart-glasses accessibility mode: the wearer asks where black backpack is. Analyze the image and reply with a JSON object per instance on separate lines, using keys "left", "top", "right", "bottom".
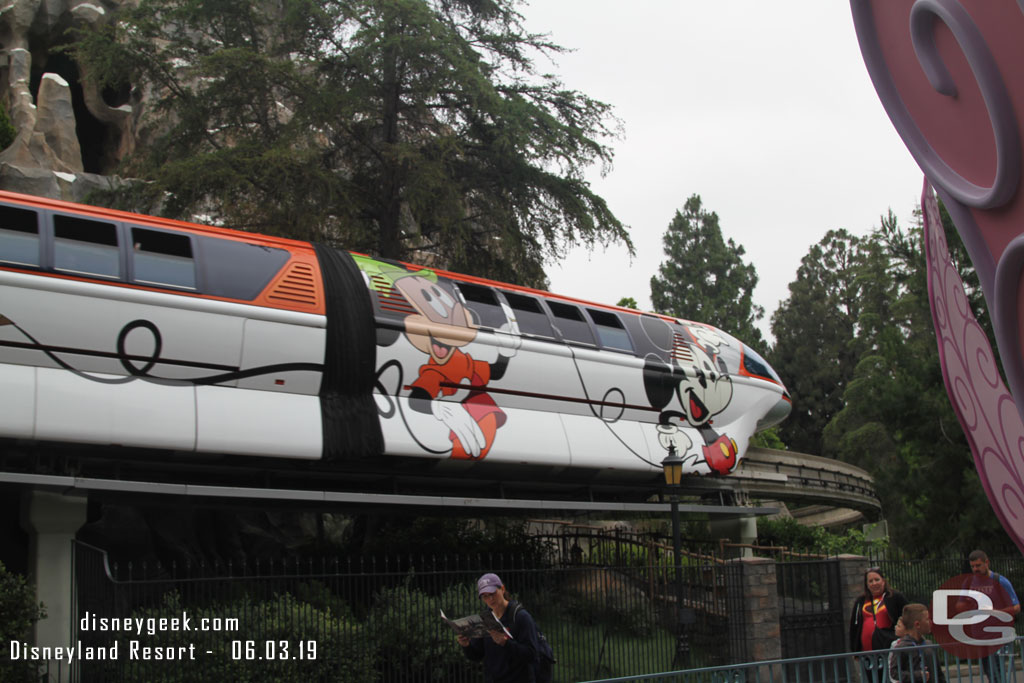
{"left": 511, "top": 602, "right": 555, "bottom": 683}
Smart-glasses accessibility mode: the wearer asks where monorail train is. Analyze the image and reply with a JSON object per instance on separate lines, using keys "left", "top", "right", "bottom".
{"left": 0, "top": 190, "right": 790, "bottom": 480}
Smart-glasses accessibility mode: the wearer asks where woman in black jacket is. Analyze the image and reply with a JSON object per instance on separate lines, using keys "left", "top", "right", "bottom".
{"left": 849, "top": 567, "right": 908, "bottom": 683}
{"left": 458, "top": 573, "right": 539, "bottom": 683}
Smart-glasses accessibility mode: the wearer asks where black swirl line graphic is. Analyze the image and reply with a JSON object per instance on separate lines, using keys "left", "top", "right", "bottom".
{"left": 565, "top": 344, "right": 660, "bottom": 468}
{"left": 117, "top": 319, "right": 162, "bottom": 376}
{"left": 1, "top": 316, "right": 323, "bottom": 386}
{"left": 374, "top": 359, "right": 450, "bottom": 455}
{"left": 598, "top": 387, "right": 626, "bottom": 423}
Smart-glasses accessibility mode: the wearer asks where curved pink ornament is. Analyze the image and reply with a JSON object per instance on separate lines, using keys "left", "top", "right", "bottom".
{"left": 852, "top": 0, "right": 1024, "bottom": 551}
{"left": 923, "top": 181, "right": 1024, "bottom": 554}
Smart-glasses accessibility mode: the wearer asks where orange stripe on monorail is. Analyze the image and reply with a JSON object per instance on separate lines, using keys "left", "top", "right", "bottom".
{"left": 0, "top": 190, "right": 325, "bottom": 315}
{"left": 1, "top": 190, "right": 722, "bottom": 333}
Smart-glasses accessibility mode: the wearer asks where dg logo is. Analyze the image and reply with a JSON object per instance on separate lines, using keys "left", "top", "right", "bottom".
{"left": 932, "top": 573, "right": 1016, "bottom": 658}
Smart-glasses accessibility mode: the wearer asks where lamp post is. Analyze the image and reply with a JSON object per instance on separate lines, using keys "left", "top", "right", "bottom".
{"left": 661, "top": 443, "right": 684, "bottom": 588}
{"left": 660, "top": 444, "right": 690, "bottom": 669}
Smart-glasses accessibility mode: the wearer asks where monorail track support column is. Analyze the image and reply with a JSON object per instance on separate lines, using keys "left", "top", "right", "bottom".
{"left": 20, "top": 489, "right": 88, "bottom": 683}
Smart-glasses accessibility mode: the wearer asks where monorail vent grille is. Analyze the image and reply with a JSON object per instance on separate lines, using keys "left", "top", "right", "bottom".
{"left": 671, "top": 332, "right": 693, "bottom": 365}
{"left": 369, "top": 274, "right": 416, "bottom": 315}
{"left": 267, "top": 262, "right": 319, "bottom": 307}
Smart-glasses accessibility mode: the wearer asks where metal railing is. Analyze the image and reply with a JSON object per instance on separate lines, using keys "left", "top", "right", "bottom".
{"left": 580, "top": 636, "right": 1024, "bottom": 683}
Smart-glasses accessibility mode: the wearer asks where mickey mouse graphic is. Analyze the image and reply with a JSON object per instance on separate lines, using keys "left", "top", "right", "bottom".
{"left": 643, "top": 329, "right": 738, "bottom": 475}
{"left": 388, "top": 270, "right": 520, "bottom": 460}
{"left": 685, "top": 324, "right": 729, "bottom": 373}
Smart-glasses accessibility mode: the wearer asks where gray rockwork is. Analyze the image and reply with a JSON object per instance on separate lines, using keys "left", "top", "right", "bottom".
{"left": 0, "top": 0, "right": 135, "bottom": 199}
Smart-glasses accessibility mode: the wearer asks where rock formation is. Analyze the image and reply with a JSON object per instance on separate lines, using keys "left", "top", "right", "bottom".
{"left": 0, "top": 0, "right": 135, "bottom": 200}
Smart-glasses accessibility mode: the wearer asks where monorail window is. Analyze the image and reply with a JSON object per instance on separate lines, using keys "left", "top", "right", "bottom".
{"left": 587, "top": 308, "right": 634, "bottom": 352}
{"left": 0, "top": 205, "right": 40, "bottom": 267}
{"left": 548, "top": 301, "right": 595, "bottom": 345}
{"left": 742, "top": 345, "right": 782, "bottom": 384}
{"left": 131, "top": 227, "right": 196, "bottom": 290}
{"left": 198, "top": 236, "right": 290, "bottom": 300}
{"left": 502, "top": 292, "right": 555, "bottom": 339}
{"left": 455, "top": 282, "right": 507, "bottom": 329}
{"left": 54, "top": 215, "right": 120, "bottom": 279}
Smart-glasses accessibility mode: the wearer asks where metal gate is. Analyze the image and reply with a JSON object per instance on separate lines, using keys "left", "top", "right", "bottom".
{"left": 777, "top": 559, "right": 846, "bottom": 659}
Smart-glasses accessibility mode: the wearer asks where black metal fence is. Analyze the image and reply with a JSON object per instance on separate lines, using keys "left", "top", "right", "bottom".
{"left": 875, "top": 555, "right": 1024, "bottom": 613}
{"left": 777, "top": 559, "right": 846, "bottom": 659}
{"left": 70, "top": 532, "right": 1024, "bottom": 683}
{"left": 71, "top": 532, "right": 744, "bottom": 683}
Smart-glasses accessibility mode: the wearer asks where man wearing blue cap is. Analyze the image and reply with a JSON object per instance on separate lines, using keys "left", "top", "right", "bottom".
{"left": 457, "top": 573, "right": 540, "bottom": 682}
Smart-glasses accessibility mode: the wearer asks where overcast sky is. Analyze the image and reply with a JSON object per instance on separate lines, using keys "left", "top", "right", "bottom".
{"left": 518, "top": 1, "right": 925, "bottom": 345}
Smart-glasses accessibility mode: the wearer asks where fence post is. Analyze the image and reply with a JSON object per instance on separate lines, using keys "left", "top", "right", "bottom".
{"left": 727, "top": 556, "right": 781, "bottom": 663}
{"left": 838, "top": 554, "right": 870, "bottom": 629}
{"left": 838, "top": 555, "right": 870, "bottom": 648}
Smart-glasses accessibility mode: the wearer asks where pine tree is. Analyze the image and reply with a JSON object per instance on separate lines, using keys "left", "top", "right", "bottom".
{"left": 769, "top": 229, "right": 864, "bottom": 455}
{"left": 649, "top": 194, "right": 764, "bottom": 349}
{"left": 822, "top": 212, "right": 1009, "bottom": 553}
{"left": 72, "top": 0, "right": 631, "bottom": 286}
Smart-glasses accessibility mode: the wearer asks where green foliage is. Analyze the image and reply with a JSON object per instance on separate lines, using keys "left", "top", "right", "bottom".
{"left": 70, "top": 0, "right": 631, "bottom": 286}
{"left": 585, "top": 538, "right": 705, "bottom": 572}
{"left": 757, "top": 517, "right": 886, "bottom": 556}
{"left": 616, "top": 296, "right": 639, "bottom": 309}
{"left": 769, "top": 229, "right": 866, "bottom": 455}
{"left": 367, "top": 578, "right": 478, "bottom": 681}
{"left": 768, "top": 201, "right": 1012, "bottom": 556}
{"left": 545, "top": 612, "right": 675, "bottom": 681}
{"left": 877, "top": 559, "right": 971, "bottom": 605}
{"left": 0, "top": 562, "right": 46, "bottom": 683}
{"left": 562, "top": 584, "right": 656, "bottom": 637}
{"left": 113, "top": 591, "right": 373, "bottom": 683}
{"left": 750, "top": 426, "right": 786, "bottom": 450}
{"left": 348, "top": 514, "right": 548, "bottom": 559}
{"left": 588, "top": 539, "right": 659, "bottom": 569}
{"left": 650, "top": 194, "right": 765, "bottom": 350}
{"left": 819, "top": 208, "right": 1007, "bottom": 554}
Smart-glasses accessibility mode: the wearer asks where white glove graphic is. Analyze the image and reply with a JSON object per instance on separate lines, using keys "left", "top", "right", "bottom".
{"left": 656, "top": 423, "right": 693, "bottom": 455}
{"left": 432, "top": 400, "right": 485, "bottom": 457}
{"left": 494, "top": 321, "right": 522, "bottom": 357}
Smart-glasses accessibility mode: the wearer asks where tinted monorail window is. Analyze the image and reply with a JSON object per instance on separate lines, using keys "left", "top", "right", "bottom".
{"left": 502, "top": 292, "right": 555, "bottom": 338}
{"left": 455, "top": 282, "right": 507, "bottom": 329}
{"left": 742, "top": 345, "right": 782, "bottom": 384}
{"left": 587, "top": 308, "right": 633, "bottom": 352}
{"left": 198, "top": 236, "right": 290, "bottom": 300}
{"left": 0, "top": 205, "right": 40, "bottom": 267}
{"left": 547, "top": 301, "right": 595, "bottom": 345}
{"left": 53, "top": 214, "right": 120, "bottom": 278}
{"left": 131, "top": 227, "right": 196, "bottom": 290}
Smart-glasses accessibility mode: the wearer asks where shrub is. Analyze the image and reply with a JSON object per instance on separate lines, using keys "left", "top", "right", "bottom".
{"left": 0, "top": 561, "right": 46, "bottom": 683}
{"left": 758, "top": 517, "right": 886, "bottom": 555}
{"left": 111, "top": 591, "right": 373, "bottom": 683}
{"left": 367, "top": 577, "right": 478, "bottom": 682}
